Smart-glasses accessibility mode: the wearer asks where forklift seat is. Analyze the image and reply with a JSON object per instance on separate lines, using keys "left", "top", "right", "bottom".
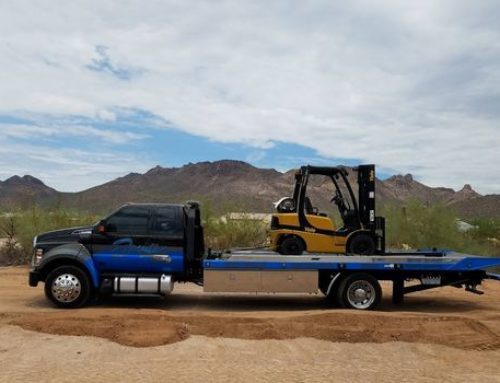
{"left": 305, "top": 197, "right": 318, "bottom": 215}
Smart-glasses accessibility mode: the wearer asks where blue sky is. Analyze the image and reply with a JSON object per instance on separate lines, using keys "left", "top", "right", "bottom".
{"left": 0, "top": 1, "right": 499, "bottom": 193}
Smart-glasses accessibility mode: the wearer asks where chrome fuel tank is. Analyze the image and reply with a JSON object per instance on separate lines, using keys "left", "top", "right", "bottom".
{"left": 113, "top": 274, "right": 173, "bottom": 295}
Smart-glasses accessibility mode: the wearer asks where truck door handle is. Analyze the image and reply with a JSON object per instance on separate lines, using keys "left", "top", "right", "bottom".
{"left": 113, "top": 238, "right": 134, "bottom": 246}
{"left": 152, "top": 254, "right": 172, "bottom": 263}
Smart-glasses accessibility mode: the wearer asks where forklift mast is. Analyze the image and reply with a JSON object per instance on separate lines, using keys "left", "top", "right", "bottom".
{"left": 356, "top": 164, "right": 386, "bottom": 253}
{"left": 357, "top": 165, "right": 376, "bottom": 230}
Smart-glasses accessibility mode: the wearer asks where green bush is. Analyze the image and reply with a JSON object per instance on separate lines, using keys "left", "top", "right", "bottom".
{"left": 0, "top": 206, "right": 98, "bottom": 265}
{"left": 201, "top": 201, "right": 268, "bottom": 251}
{"left": 468, "top": 218, "right": 500, "bottom": 240}
{"left": 382, "top": 200, "right": 498, "bottom": 256}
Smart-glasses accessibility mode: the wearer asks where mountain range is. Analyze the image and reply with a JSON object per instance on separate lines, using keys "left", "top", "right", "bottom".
{"left": 0, "top": 160, "right": 499, "bottom": 219}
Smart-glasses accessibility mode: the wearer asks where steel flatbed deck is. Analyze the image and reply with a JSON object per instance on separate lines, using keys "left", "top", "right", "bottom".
{"left": 204, "top": 251, "right": 500, "bottom": 272}
{"left": 202, "top": 251, "right": 500, "bottom": 308}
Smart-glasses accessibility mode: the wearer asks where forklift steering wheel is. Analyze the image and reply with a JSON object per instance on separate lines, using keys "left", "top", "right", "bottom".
{"left": 331, "top": 192, "right": 349, "bottom": 216}
{"left": 330, "top": 190, "right": 343, "bottom": 206}
{"left": 330, "top": 189, "right": 338, "bottom": 202}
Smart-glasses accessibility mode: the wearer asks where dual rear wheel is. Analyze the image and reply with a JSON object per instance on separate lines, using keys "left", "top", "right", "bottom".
{"left": 323, "top": 272, "right": 382, "bottom": 310}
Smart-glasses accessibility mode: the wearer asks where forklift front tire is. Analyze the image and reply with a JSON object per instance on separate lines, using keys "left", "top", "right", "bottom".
{"left": 278, "top": 236, "right": 305, "bottom": 255}
{"left": 348, "top": 234, "right": 376, "bottom": 255}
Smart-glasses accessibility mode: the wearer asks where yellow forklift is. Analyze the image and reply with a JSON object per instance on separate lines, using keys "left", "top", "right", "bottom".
{"left": 269, "top": 164, "right": 385, "bottom": 255}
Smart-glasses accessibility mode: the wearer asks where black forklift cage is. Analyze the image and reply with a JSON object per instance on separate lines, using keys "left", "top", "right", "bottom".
{"left": 296, "top": 166, "right": 362, "bottom": 234}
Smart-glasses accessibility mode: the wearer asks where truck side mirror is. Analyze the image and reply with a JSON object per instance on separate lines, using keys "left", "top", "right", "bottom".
{"left": 96, "top": 221, "right": 106, "bottom": 234}
{"left": 79, "top": 231, "right": 92, "bottom": 241}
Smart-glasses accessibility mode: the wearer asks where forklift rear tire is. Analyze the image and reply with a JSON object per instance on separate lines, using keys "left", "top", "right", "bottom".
{"left": 348, "top": 234, "right": 376, "bottom": 255}
{"left": 278, "top": 236, "right": 305, "bottom": 255}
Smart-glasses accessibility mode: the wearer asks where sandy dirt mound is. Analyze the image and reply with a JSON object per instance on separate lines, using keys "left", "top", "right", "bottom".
{"left": 8, "top": 310, "right": 500, "bottom": 350}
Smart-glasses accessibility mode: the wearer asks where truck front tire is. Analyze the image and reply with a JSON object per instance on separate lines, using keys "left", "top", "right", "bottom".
{"left": 44, "top": 265, "right": 92, "bottom": 308}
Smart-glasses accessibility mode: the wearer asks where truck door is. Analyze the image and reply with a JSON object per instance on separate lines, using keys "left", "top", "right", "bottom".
{"left": 91, "top": 205, "right": 184, "bottom": 274}
{"left": 148, "top": 206, "right": 185, "bottom": 274}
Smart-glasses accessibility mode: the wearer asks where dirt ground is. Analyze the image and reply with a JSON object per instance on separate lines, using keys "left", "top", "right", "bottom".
{"left": 1, "top": 266, "right": 500, "bottom": 382}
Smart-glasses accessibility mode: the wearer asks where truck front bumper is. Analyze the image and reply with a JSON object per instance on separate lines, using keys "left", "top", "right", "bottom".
{"left": 29, "top": 270, "right": 41, "bottom": 287}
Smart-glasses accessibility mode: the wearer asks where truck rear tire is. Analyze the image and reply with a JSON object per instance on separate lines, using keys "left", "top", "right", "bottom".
{"left": 44, "top": 265, "right": 92, "bottom": 308}
{"left": 337, "top": 273, "right": 381, "bottom": 310}
{"left": 278, "top": 236, "right": 305, "bottom": 255}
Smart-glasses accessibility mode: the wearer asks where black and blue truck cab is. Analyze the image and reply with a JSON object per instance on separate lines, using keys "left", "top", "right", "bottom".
{"left": 29, "top": 202, "right": 204, "bottom": 308}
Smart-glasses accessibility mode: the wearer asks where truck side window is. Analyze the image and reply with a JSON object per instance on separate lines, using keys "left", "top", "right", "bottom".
{"left": 153, "top": 207, "right": 182, "bottom": 236}
{"left": 106, "top": 206, "right": 150, "bottom": 234}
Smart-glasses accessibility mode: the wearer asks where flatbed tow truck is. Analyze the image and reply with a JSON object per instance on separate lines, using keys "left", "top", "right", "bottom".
{"left": 29, "top": 201, "right": 500, "bottom": 310}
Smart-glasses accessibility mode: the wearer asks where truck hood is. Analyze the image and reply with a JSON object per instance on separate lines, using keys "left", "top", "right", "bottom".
{"left": 35, "top": 226, "right": 93, "bottom": 245}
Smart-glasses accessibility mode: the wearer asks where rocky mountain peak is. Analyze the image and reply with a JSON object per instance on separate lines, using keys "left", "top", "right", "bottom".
{"left": 145, "top": 165, "right": 165, "bottom": 175}
{"left": 2, "top": 175, "right": 21, "bottom": 184}
{"left": 178, "top": 160, "right": 264, "bottom": 177}
{"left": 212, "top": 160, "right": 257, "bottom": 172}
{"left": 403, "top": 174, "right": 413, "bottom": 182}
{"left": 461, "top": 184, "right": 473, "bottom": 192}
{"left": 386, "top": 173, "right": 415, "bottom": 187}
{"left": 457, "top": 184, "right": 480, "bottom": 198}
{"left": 3, "top": 175, "right": 46, "bottom": 187}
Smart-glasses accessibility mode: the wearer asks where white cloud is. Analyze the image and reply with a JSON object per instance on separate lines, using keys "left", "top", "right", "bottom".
{"left": 0, "top": 123, "right": 149, "bottom": 144}
{"left": 0, "top": 139, "right": 153, "bottom": 192}
{"left": 96, "top": 109, "right": 116, "bottom": 122}
{"left": 0, "top": 0, "right": 499, "bottom": 192}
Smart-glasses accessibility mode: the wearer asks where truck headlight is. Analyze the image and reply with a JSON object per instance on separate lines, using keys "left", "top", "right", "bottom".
{"left": 33, "top": 248, "right": 44, "bottom": 266}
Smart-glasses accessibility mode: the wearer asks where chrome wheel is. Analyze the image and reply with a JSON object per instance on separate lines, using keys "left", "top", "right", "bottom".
{"left": 346, "top": 280, "right": 376, "bottom": 309}
{"left": 51, "top": 273, "right": 81, "bottom": 303}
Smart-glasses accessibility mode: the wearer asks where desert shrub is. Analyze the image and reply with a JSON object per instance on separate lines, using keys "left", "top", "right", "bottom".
{"left": 201, "top": 201, "right": 268, "bottom": 251}
{"left": 467, "top": 219, "right": 500, "bottom": 241}
{"left": 382, "top": 200, "right": 498, "bottom": 256}
{"left": 0, "top": 215, "right": 27, "bottom": 265}
{"left": 15, "top": 206, "right": 98, "bottom": 252}
{"left": 0, "top": 206, "right": 98, "bottom": 264}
